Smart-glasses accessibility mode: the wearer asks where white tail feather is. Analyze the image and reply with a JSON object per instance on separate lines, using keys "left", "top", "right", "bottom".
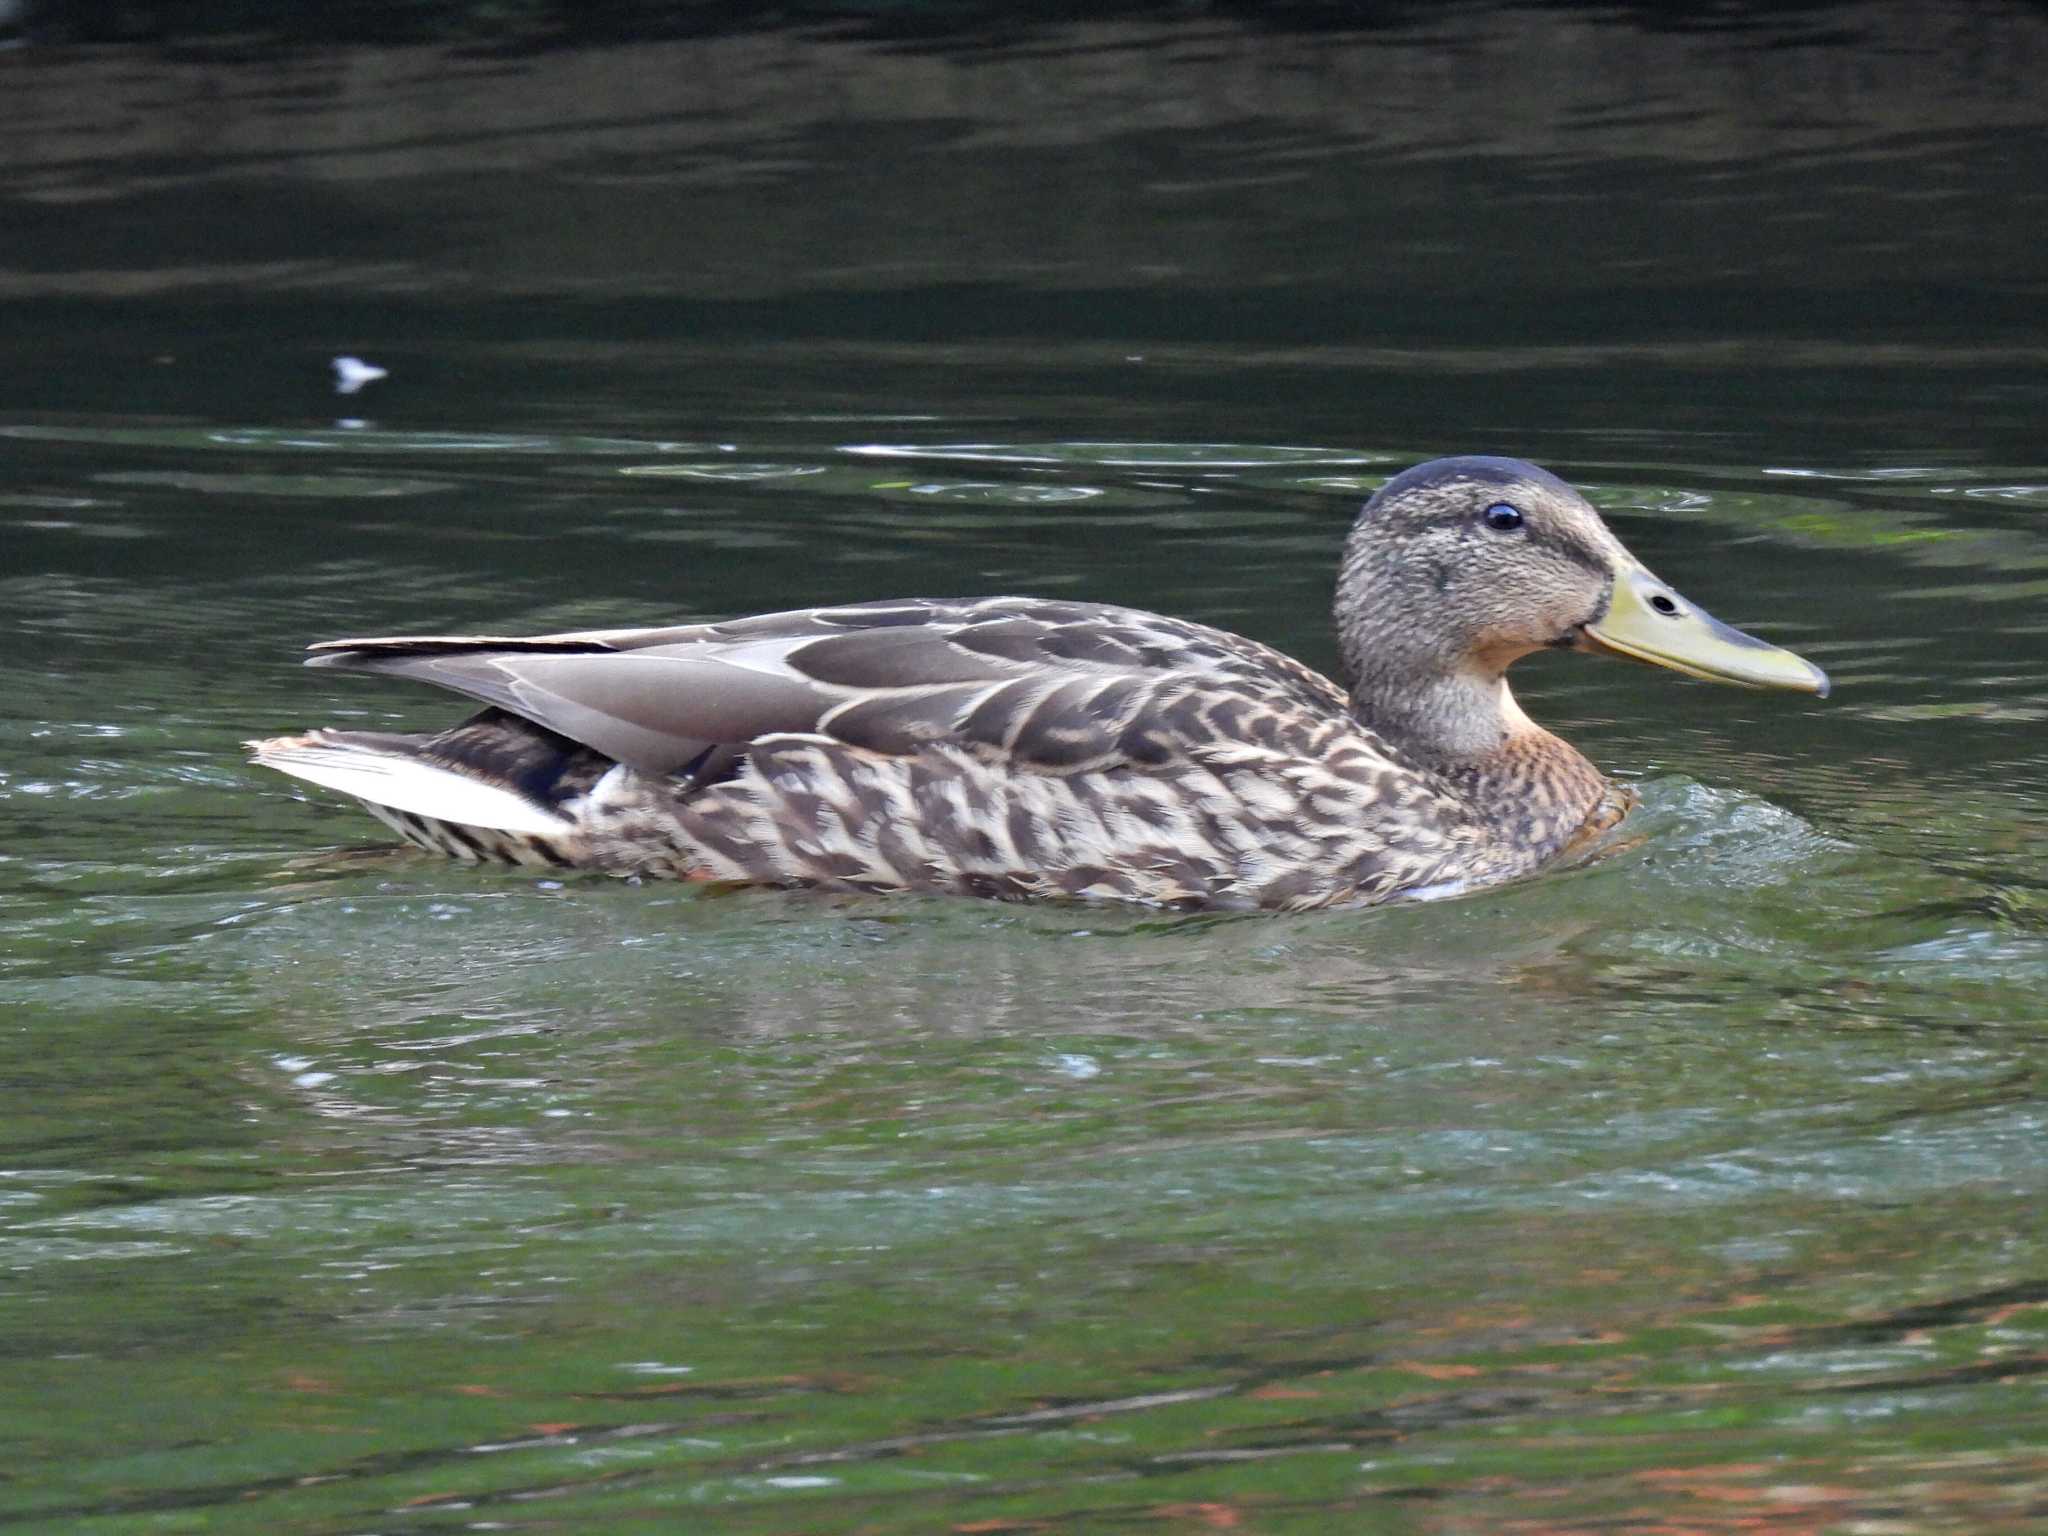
{"left": 248, "top": 734, "right": 572, "bottom": 837}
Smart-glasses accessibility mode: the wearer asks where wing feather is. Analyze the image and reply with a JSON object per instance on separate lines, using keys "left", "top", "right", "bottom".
{"left": 304, "top": 596, "right": 1356, "bottom": 780}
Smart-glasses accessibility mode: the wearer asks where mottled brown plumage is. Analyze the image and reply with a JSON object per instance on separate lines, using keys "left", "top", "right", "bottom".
{"left": 249, "top": 456, "right": 1827, "bottom": 909}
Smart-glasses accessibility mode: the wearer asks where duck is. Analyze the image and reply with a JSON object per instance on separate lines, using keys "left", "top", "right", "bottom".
{"left": 249, "top": 455, "right": 1827, "bottom": 910}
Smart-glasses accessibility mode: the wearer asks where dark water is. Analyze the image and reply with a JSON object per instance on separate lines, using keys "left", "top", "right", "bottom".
{"left": 4, "top": 7, "right": 2047, "bottom": 1531}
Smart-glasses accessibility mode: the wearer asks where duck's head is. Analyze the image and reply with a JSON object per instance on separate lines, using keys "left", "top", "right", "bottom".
{"left": 1337, "top": 456, "right": 1827, "bottom": 751}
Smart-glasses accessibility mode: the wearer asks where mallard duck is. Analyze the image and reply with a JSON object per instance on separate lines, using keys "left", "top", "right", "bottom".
{"left": 249, "top": 455, "right": 1827, "bottom": 910}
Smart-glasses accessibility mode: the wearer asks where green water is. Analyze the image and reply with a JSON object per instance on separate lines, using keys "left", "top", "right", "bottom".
{"left": 5, "top": 7, "right": 2048, "bottom": 1532}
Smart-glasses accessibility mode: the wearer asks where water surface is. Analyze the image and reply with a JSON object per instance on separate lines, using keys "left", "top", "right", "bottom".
{"left": 3, "top": 7, "right": 2046, "bottom": 1532}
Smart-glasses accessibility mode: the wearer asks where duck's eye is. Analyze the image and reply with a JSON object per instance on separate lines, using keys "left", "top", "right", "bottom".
{"left": 1482, "top": 503, "right": 1524, "bottom": 532}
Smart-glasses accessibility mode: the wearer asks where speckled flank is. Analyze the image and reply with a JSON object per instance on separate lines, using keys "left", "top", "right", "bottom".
{"left": 643, "top": 729, "right": 1598, "bottom": 908}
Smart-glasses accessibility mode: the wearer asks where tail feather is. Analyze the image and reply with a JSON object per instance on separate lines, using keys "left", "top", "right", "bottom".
{"left": 248, "top": 730, "right": 574, "bottom": 837}
{"left": 304, "top": 634, "right": 616, "bottom": 664}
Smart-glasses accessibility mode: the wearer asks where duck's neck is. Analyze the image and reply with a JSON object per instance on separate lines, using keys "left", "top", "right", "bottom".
{"left": 1349, "top": 664, "right": 1610, "bottom": 862}
{"left": 1350, "top": 664, "right": 1531, "bottom": 768}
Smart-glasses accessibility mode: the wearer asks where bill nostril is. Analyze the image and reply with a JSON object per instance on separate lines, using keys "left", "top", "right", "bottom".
{"left": 1649, "top": 593, "right": 1680, "bottom": 616}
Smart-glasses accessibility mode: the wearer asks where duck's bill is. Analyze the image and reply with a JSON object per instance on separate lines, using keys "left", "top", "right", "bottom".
{"left": 1579, "top": 566, "right": 1830, "bottom": 697}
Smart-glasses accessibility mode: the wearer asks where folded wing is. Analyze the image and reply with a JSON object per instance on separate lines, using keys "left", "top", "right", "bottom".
{"left": 305, "top": 596, "right": 1354, "bottom": 779}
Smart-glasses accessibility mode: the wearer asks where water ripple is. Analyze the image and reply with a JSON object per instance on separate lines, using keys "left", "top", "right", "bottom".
{"left": 843, "top": 441, "right": 1390, "bottom": 468}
